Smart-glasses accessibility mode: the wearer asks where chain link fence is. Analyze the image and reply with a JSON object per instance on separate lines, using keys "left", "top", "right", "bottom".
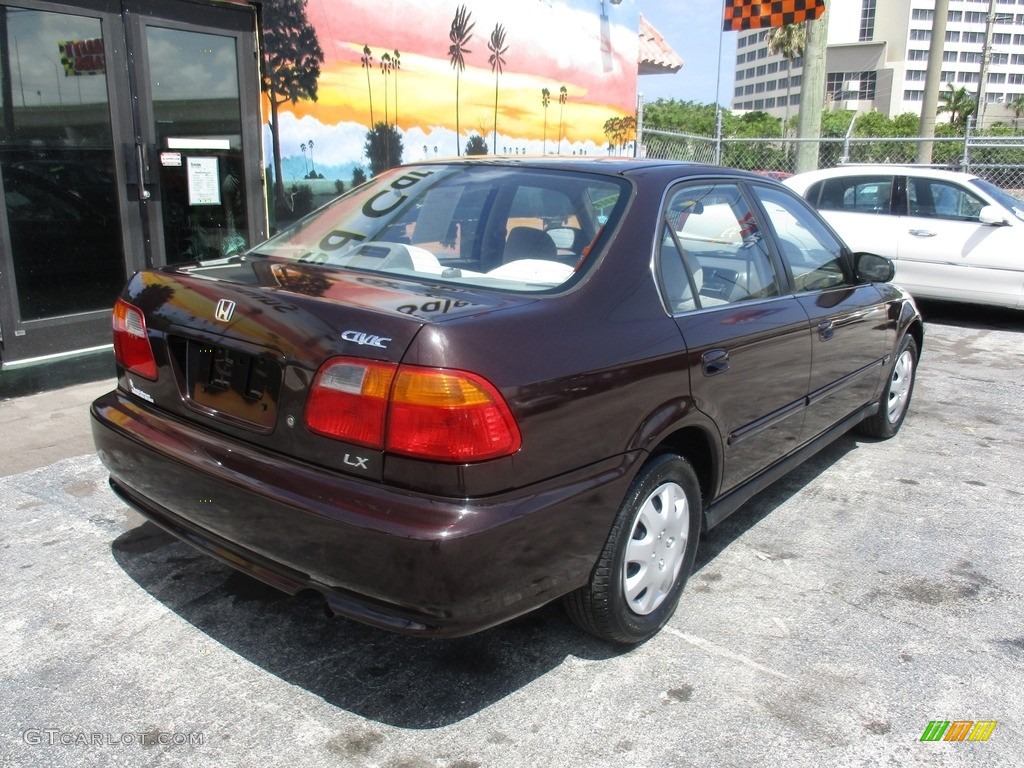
{"left": 638, "top": 127, "right": 1024, "bottom": 195}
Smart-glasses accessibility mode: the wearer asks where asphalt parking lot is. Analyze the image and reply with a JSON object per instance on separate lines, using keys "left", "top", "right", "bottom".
{"left": 2, "top": 300, "right": 1022, "bottom": 767}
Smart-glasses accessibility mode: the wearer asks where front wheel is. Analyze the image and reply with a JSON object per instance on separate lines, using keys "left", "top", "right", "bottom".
{"left": 564, "top": 454, "right": 701, "bottom": 644}
{"left": 857, "top": 332, "right": 918, "bottom": 439}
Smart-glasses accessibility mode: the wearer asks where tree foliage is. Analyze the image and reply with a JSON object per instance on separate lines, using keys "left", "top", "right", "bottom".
{"left": 603, "top": 115, "right": 636, "bottom": 154}
{"left": 261, "top": 0, "right": 324, "bottom": 216}
{"left": 364, "top": 122, "right": 404, "bottom": 176}
{"left": 465, "top": 134, "right": 488, "bottom": 156}
{"left": 937, "top": 84, "right": 975, "bottom": 132}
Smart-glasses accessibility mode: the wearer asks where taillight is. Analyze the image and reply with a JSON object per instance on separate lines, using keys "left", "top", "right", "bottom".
{"left": 112, "top": 299, "right": 157, "bottom": 380}
{"left": 305, "top": 358, "right": 395, "bottom": 448}
{"left": 305, "top": 358, "right": 521, "bottom": 463}
{"left": 387, "top": 367, "right": 520, "bottom": 461}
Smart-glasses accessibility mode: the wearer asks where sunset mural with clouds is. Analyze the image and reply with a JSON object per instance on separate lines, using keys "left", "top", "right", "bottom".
{"left": 264, "top": 0, "right": 639, "bottom": 183}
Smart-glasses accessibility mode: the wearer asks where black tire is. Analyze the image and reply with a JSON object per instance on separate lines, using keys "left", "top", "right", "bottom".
{"left": 857, "top": 333, "right": 918, "bottom": 439}
{"left": 564, "top": 453, "right": 701, "bottom": 645}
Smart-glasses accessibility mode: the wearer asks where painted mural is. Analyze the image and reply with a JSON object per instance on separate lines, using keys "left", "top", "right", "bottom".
{"left": 262, "top": 0, "right": 639, "bottom": 211}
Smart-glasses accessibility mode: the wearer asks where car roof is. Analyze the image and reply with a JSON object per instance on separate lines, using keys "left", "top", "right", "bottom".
{"left": 785, "top": 164, "right": 980, "bottom": 192}
{"left": 408, "top": 156, "right": 773, "bottom": 183}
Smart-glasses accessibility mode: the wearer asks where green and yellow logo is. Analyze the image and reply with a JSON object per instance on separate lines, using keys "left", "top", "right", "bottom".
{"left": 920, "top": 720, "right": 997, "bottom": 742}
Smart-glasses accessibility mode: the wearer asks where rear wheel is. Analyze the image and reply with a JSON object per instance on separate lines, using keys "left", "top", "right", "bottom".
{"left": 564, "top": 454, "right": 701, "bottom": 644}
{"left": 857, "top": 332, "right": 917, "bottom": 439}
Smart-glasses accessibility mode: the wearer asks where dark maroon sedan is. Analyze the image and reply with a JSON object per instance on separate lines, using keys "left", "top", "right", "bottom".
{"left": 92, "top": 158, "right": 922, "bottom": 643}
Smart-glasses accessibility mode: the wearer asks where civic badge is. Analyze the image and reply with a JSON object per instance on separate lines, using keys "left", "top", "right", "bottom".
{"left": 214, "top": 299, "right": 236, "bottom": 323}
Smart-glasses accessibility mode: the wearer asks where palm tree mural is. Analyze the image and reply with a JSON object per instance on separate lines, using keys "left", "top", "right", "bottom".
{"left": 380, "top": 51, "right": 393, "bottom": 128}
{"left": 448, "top": 4, "right": 475, "bottom": 156}
{"left": 391, "top": 49, "right": 402, "bottom": 130}
{"left": 938, "top": 84, "right": 976, "bottom": 131}
{"left": 764, "top": 23, "right": 805, "bottom": 135}
{"left": 488, "top": 23, "right": 508, "bottom": 155}
{"left": 558, "top": 85, "right": 568, "bottom": 154}
{"left": 541, "top": 87, "right": 551, "bottom": 154}
{"left": 361, "top": 44, "right": 375, "bottom": 127}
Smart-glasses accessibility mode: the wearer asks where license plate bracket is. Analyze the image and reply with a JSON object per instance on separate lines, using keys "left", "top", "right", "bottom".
{"left": 187, "top": 340, "right": 281, "bottom": 430}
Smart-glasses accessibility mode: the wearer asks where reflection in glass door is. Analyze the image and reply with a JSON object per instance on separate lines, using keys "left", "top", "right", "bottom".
{"left": 0, "top": 0, "right": 262, "bottom": 370}
{"left": 127, "top": 1, "right": 264, "bottom": 269}
{"left": 146, "top": 25, "right": 249, "bottom": 264}
{"left": 0, "top": 5, "right": 127, "bottom": 325}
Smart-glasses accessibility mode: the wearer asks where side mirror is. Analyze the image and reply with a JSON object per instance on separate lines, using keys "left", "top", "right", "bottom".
{"left": 854, "top": 252, "right": 895, "bottom": 283}
{"left": 979, "top": 205, "right": 1009, "bottom": 226}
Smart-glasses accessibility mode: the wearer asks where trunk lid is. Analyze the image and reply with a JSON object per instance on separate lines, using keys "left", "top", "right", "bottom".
{"left": 118, "top": 257, "right": 532, "bottom": 479}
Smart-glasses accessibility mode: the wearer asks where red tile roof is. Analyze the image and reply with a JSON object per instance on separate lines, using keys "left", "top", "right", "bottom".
{"left": 639, "top": 14, "right": 683, "bottom": 75}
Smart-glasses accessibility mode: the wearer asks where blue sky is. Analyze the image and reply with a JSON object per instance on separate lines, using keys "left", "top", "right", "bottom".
{"left": 637, "top": 0, "right": 737, "bottom": 107}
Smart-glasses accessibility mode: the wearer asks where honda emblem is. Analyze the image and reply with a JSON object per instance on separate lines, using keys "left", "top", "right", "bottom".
{"left": 214, "top": 299, "right": 236, "bottom": 323}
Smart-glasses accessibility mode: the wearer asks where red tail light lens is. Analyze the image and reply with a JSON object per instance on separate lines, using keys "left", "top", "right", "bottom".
{"left": 305, "top": 358, "right": 521, "bottom": 462}
{"left": 305, "top": 358, "right": 395, "bottom": 448}
{"left": 387, "top": 367, "right": 521, "bottom": 461}
{"left": 112, "top": 299, "right": 158, "bottom": 380}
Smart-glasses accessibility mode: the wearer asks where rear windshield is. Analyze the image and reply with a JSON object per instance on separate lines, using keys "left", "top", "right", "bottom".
{"left": 253, "top": 164, "right": 629, "bottom": 292}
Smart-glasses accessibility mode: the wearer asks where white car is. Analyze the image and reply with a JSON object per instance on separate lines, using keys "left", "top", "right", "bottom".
{"left": 784, "top": 165, "right": 1024, "bottom": 309}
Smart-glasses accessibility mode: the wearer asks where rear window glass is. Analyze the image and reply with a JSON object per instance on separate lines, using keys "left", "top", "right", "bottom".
{"left": 809, "top": 175, "right": 892, "bottom": 214}
{"left": 252, "top": 164, "right": 629, "bottom": 292}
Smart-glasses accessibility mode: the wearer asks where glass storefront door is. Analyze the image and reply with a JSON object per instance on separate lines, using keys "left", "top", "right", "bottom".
{"left": 0, "top": 0, "right": 262, "bottom": 366}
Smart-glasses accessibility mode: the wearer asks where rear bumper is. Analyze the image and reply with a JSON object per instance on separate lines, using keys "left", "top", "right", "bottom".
{"left": 91, "top": 389, "right": 634, "bottom": 637}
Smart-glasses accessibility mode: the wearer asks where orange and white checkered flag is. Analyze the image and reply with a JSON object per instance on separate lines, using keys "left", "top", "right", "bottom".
{"left": 723, "top": 0, "right": 825, "bottom": 31}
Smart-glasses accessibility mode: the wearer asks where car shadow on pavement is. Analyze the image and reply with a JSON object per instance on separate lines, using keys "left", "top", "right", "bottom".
{"left": 914, "top": 299, "right": 1023, "bottom": 332}
{"left": 108, "top": 432, "right": 859, "bottom": 729}
{"left": 109, "top": 521, "right": 623, "bottom": 729}
{"left": 693, "top": 433, "right": 858, "bottom": 572}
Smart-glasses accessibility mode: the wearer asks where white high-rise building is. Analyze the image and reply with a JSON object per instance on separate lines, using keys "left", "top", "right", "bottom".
{"left": 732, "top": 0, "right": 1024, "bottom": 129}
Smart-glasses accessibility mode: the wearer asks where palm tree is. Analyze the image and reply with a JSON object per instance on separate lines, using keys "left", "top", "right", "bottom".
{"left": 391, "top": 49, "right": 401, "bottom": 131}
{"left": 764, "top": 23, "right": 806, "bottom": 136}
{"left": 541, "top": 87, "right": 551, "bottom": 154}
{"left": 380, "top": 51, "right": 393, "bottom": 128}
{"left": 938, "top": 84, "right": 975, "bottom": 132}
{"left": 488, "top": 23, "right": 508, "bottom": 155}
{"left": 300, "top": 142, "right": 307, "bottom": 175}
{"left": 1005, "top": 94, "right": 1024, "bottom": 134}
{"left": 448, "top": 4, "right": 475, "bottom": 156}
{"left": 307, "top": 138, "right": 315, "bottom": 177}
{"left": 360, "top": 44, "right": 375, "bottom": 127}
{"left": 558, "top": 86, "right": 568, "bottom": 154}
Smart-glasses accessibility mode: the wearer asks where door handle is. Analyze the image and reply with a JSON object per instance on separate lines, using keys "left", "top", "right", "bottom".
{"left": 702, "top": 348, "right": 729, "bottom": 376}
{"left": 818, "top": 320, "right": 835, "bottom": 341}
{"left": 908, "top": 228, "right": 935, "bottom": 237}
{"left": 135, "top": 142, "right": 152, "bottom": 200}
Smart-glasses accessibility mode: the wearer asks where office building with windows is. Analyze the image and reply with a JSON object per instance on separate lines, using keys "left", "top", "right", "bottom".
{"left": 732, "top": 0, "right": 1024, "bottom": 127}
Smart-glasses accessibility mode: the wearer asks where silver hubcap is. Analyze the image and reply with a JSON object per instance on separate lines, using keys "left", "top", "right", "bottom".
{"left": 886, "top": 349, "right": 914, "bottom": 424}
{"left": 622, "top": 481, "right": 689, "bottom": 616}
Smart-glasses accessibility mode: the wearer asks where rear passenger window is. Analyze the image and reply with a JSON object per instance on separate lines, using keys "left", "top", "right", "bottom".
{"left": 752, "top": 185, "right": 851, "bottom": 293}
{"left": 658, "top": 182, "right": 781, "bottom": 313}
{"left": 810, "top": 175, "right": 892, "bottom": 214}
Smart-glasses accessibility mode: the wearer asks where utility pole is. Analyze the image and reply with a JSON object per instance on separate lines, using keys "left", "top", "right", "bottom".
{"left": 917, "top": 0, "right": 950, "bottom": 164}
{"left": 975, "top": 0, "right": 1010, "bottom": 130}
{"left": 795, "top": 4, "right": 829, "bottom": 173}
